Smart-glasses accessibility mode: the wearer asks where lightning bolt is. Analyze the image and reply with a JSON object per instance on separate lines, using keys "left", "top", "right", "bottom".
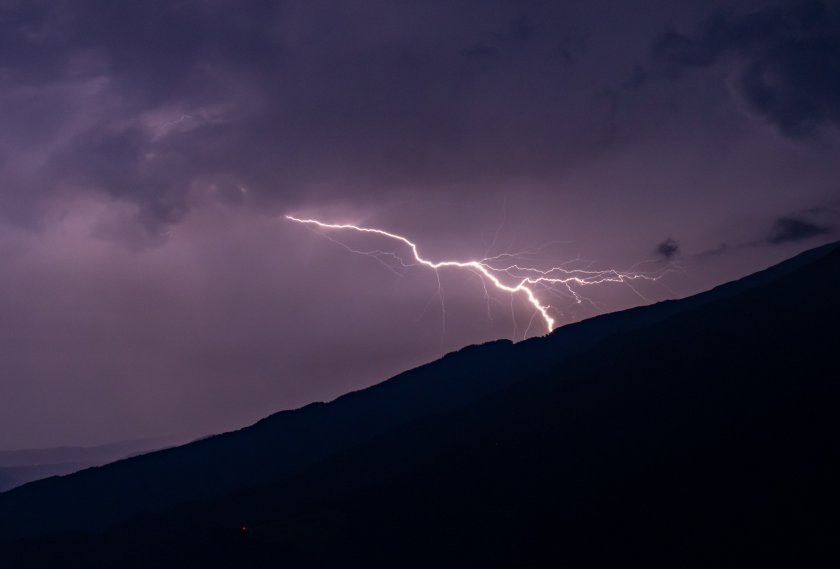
{"left": 286, "top": 214, "right": 667, "bottom": 335}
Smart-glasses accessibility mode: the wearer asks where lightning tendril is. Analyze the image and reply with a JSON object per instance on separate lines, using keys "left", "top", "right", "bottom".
{"left": 286, "top": 214, "right": 668, "bottom": 335}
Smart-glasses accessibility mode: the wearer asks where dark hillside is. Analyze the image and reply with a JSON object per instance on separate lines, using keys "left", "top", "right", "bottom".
{"left": 3, "top": 243, "right": 839, "bottom": 567}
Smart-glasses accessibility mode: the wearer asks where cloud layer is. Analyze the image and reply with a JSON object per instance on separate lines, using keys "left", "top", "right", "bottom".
{"left": 650, "top": 0, "right": 840, "bottom": 136}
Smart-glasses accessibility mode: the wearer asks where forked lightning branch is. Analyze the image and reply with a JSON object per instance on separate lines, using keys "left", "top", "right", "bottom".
{"left": 287, "top": 215, "right": 666, "bottom": 335}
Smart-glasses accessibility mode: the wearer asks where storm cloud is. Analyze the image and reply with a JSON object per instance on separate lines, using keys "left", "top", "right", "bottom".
{"left": 654, "top": 237, "right": 680, "bottom": 261}
{"left": 0, "top": 0, "right": 621, "bottom": 231}
{"left": 767, "top": 216, "right": 830, "bottom": 244}
{"left": 649, "top": 0, "right": 840, "bottom": 137}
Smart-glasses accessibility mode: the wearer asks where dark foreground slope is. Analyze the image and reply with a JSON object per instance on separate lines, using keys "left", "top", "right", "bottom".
{"left": 2, "top": 243, "right": 839, "bottom": 567}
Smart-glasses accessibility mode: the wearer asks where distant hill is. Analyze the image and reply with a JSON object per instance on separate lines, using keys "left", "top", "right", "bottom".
{"left": 0, "top": 462, "right": 92, "bottom": 494}
{"left": 2, "top": 242, "right": 838, "bottom": 568}
{"left": 0, "top": 438, "right": 178, "bottom": 493}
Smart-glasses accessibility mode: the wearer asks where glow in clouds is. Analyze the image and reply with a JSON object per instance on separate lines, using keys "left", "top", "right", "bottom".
{"left": 286, "top": 215, "right": 667, "bottom": 335}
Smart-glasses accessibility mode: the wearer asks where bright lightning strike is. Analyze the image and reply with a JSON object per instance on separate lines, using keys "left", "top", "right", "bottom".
{"left": 286, "top": 214, "right": 667, "bottom": 335}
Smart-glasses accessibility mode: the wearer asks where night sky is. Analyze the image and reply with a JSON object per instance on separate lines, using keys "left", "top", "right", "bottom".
{"left": 1, "top": 0, "right": 838, "bottom": 449}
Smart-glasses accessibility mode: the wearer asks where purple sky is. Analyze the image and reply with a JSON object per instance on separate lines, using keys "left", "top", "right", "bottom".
{"left": 1, "top": 0, "right": 838, "bottom": 449}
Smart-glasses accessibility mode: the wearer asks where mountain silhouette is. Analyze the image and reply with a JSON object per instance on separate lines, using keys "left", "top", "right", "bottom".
{"left": 1, "top": 242, "right": 838, "bottom": 567}
{"left": 0, "top": 437, "right": 180, "bottom": 493}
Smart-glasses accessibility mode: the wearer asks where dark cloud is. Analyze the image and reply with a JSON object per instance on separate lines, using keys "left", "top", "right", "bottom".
{"left": 508, "top": 15, "right": 535, "bottom": 42}
{"left": 696, "top": 242, "right": 732, "bottom": 259}
{"left": 654, "top": 237, "right": 680, "bottom": 260}
{"left": 649, "top": 1, "right": 840, "bottom": 137}
{"left": 1, "top": 0, "right": 616, "bottom": 232}
{"left": 0, "top": 0, "right": 835, "bottom": 238}
{"left": 698, "top": 211, "right": 834, "bottom": 257}
{"left": 767, "top": 216, "right": 830, "bottom": 244}
{"left": 0, "top": 0, "right": 284, "bottom": 231}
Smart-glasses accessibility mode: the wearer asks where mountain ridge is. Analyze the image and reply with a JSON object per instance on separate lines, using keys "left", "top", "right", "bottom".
{"left": 2, "top": 241, "right": 839, "bottom": 567}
